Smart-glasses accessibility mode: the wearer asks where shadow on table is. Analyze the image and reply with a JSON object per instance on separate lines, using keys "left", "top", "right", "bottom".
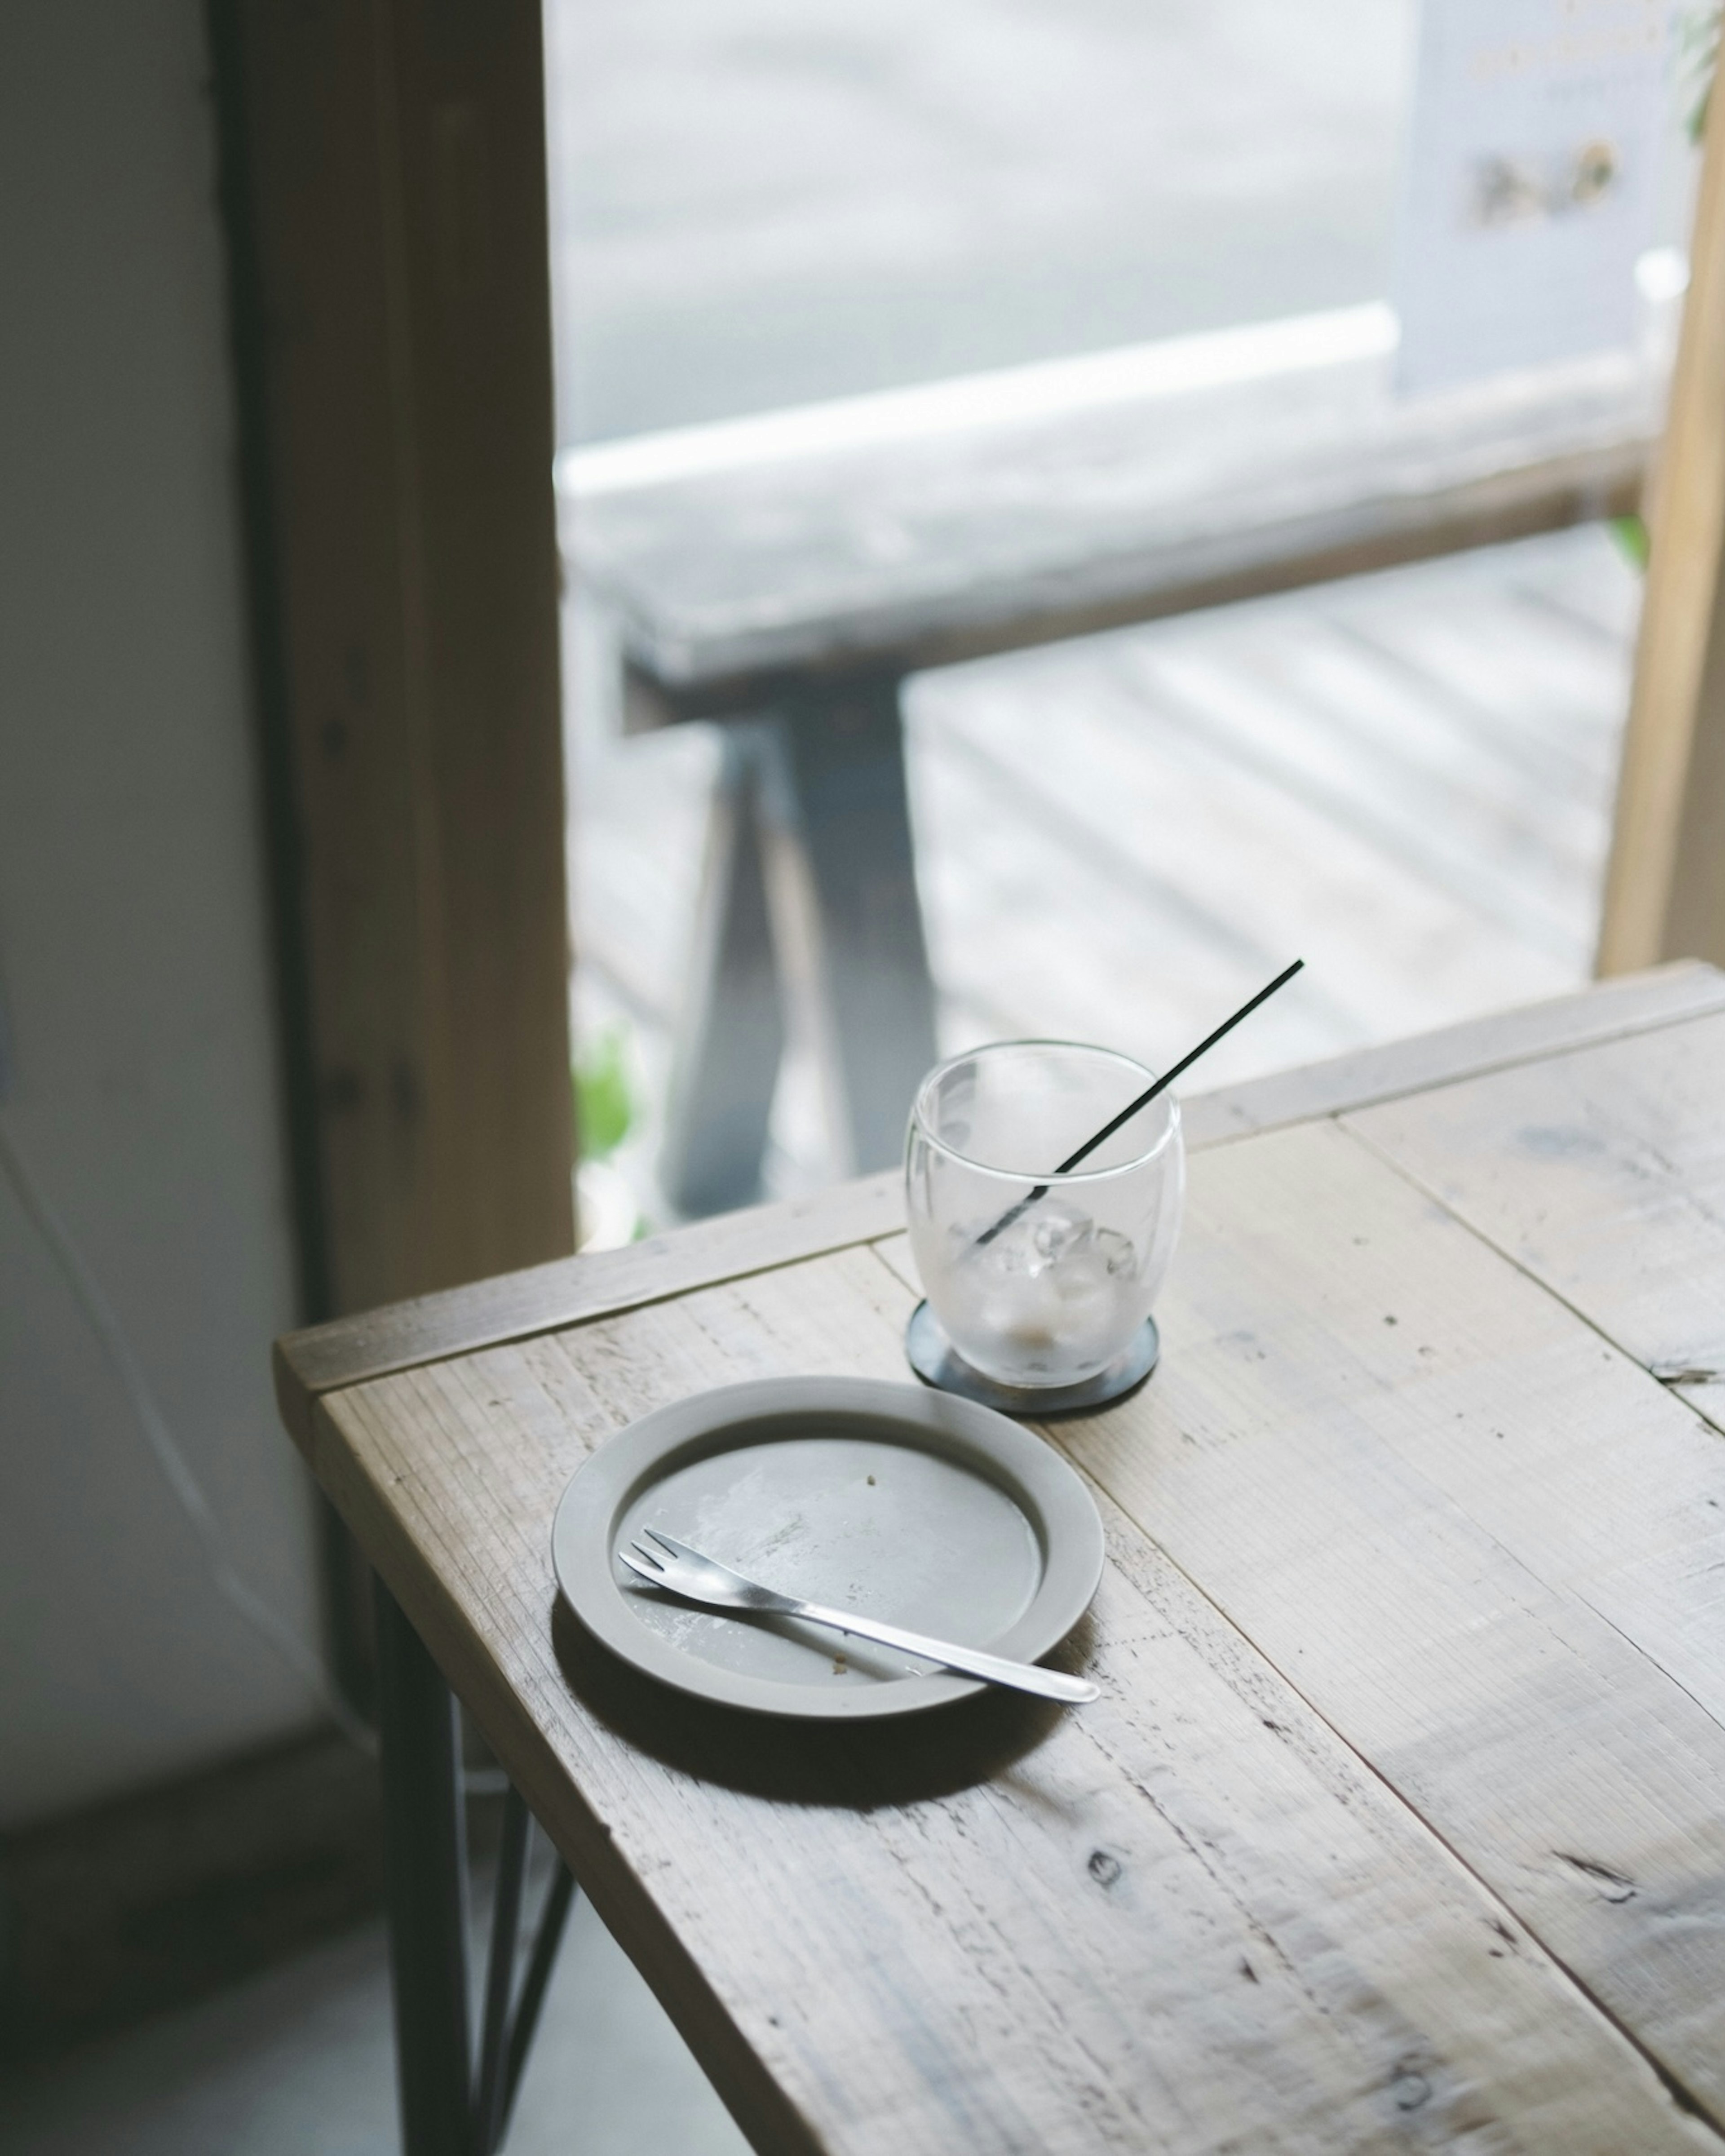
{"left": 551, "top": 1599, "right": 1095, "bottom": 1806}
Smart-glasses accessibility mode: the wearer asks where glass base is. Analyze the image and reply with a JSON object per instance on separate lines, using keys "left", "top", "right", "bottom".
{"left": 905, "top": 1300, "right": 1159, "bottom": 1418}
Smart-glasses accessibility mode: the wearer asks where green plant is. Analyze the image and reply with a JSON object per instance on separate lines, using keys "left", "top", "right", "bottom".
{"left": 1681, "top": 4, "right": 1721, "bottom": 144}
{"left": 572, "top": 1026, "right": 635, "bottom": 1160}
{"left": 1610, "top": 514, "right": 1650, "bottom": 572}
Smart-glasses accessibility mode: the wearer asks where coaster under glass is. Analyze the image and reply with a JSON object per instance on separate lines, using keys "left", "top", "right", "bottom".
{"left": 905, "top": 1300, "right": 1159, "bottom": 1418}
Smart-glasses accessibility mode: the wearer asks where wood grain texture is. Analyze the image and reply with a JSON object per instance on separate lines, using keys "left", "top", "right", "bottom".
{"left": 1180, "top": 958, "right": 1725, "bottom": 1150}
{"left": 903, "top": 536, "right": 1634, "bottom": 1066}
{"left": 579, "top": 528, "right": 1638, "bottom": 1079}
{"left": 275, "top": 969, "right": 1723, "bottom": 1438}
{"left": 304, "top": 1244, "right": 1716, "bottom": 2156}
{"left": 613, "top": 451, "right": 1645, "bottom": 722}
{"left": 272, "top": 1172, "right": 903, "bottom": 1444}
{"left": 1345, "top": 1009, "right": 1725, "bottom": 1435}
{"left": 963, "top": 1116, "right": 1725, "bottom": 2121}
{"left": 228, "top": 0, "right": 574, "bottom": 1316}
{"left": 1599, "top": 95, "right": 1725, "bottom": 974}
{"left": 574, "top": 527, "right": 1643, "bottom": 1235}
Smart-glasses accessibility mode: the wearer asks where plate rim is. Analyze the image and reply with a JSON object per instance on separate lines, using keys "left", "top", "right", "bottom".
{"left": 551, "top": 1374, "right": 1105, "bottom": 1720}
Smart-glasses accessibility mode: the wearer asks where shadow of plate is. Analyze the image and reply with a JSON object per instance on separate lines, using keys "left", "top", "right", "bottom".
{"left": 549, "top": 1596, "right": 1097, "bottom": 1808}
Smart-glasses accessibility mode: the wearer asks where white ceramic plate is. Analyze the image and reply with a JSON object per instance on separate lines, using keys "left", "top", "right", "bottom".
{"left": 552, "top": 1376, "right": 1105, "bottom": 1719}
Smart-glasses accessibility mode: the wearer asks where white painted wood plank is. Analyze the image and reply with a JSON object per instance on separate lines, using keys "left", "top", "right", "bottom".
{"left": 877, "top": 1111, "right": 1725, "bottom": 2115}
{"left": 311, "top": 1236, "right": 1721, "bottom": 2152}
{"left": 1184, "top": 963, "right": 1725, "bottom": 1147}
{"left": 1345, "top": 1009, "right": 1725, "bottom": 1429}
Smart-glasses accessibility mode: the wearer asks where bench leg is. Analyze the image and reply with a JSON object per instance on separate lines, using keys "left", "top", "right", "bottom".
{"left": 661, "top": 678, "right": 938, "bottom": 1212}
{"left": 781, "top": 675, "right": 938, "bottom": 1176}
{"left": 374, "top": 1582, "right": 473, "bottom": 2156}
{"left": 661, "top": 725, "right": 787, "bottom": 1216}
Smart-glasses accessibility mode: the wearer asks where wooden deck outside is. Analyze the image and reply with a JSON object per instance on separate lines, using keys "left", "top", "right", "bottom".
{"left": 566, "top": 521, "right": 1641, "bottom": 1220}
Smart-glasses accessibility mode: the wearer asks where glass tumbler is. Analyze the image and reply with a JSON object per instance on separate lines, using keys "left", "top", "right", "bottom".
{"left": 905, "top": 1040, "right": 1184, "bottom": 1390}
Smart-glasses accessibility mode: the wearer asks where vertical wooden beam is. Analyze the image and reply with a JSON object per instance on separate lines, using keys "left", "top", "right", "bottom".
{"left": 1598, "top": 110, "right": 1725, "bottom": 973}
{"left": 219, "top": 0, "right": 574, "bottom": 1314}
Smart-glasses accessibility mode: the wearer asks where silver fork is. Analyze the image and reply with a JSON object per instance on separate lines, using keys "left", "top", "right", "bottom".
{"left": 618, "top": 1527, "right": 1098, "bottom": 1704}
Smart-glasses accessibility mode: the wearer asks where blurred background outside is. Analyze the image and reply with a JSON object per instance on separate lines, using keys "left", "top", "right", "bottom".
{"left": 550, "top": 0, "right": 1414, "bottom": 441}
{"left": 547, "top": 0, "right": 1701, "bottom": 1245}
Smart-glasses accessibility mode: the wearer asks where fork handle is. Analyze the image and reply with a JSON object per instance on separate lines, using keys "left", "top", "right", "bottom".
{"left": 787, "top": 1598, "right": 1098, "bottom": 1704}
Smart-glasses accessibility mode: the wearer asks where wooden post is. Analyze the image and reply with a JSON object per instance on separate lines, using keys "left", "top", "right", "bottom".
{"left": 217, "top": 0, "right": 575, "bottom": 1314}
{"left": 1597, "top": 108, "right": 1725, "bottom": 973}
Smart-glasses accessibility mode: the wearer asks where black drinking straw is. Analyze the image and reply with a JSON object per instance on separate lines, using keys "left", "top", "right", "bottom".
{"left": 973, "top": 959, "right": 1305, "bottom": 1248}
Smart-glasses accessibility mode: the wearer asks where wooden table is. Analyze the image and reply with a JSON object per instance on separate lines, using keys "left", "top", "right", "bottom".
{"left": 275, "top": 963, "right": 1725, "bottom": 2156}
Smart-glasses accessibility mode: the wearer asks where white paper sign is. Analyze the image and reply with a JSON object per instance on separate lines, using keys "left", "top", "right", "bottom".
{"left": 1393, "top": 0, "right": 1670, "bottom": 395}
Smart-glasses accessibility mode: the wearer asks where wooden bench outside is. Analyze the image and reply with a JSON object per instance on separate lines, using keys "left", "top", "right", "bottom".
{"left": 561, "top": 297, "right": 1676, "bottom": 1213}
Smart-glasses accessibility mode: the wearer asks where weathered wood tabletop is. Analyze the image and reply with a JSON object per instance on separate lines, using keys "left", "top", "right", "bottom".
{"left": 276, "top": 962, "right": 1725, "bottom": 2155}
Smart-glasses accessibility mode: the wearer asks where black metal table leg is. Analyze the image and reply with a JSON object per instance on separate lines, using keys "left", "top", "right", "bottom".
{"left": 374, "top": 1581, "right": 474, "bottom": 2156}
{"left": 475, "top": 1786, "right": 531, "bottom": 2154}
{"left": 497, "top": 1863, "right": 579, "bottom": 2145}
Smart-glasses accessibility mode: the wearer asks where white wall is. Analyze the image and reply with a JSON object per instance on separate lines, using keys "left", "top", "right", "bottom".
{"left": 0, "top": 1, "right": 323, "bottom": 1826}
